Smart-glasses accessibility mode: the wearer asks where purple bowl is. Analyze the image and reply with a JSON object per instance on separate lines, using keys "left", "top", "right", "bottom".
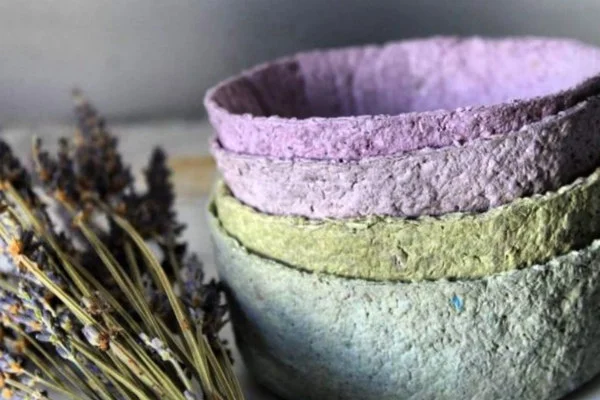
{"left": 213, "top": 95, "right": 600, "bottom": 218}
{"left": 205, "top": 36, "right": 600, "bottom": 160}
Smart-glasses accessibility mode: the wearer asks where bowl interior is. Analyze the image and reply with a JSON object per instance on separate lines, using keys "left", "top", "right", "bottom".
{"left": 211, "top": 37, "right": 600, "bottom": 119}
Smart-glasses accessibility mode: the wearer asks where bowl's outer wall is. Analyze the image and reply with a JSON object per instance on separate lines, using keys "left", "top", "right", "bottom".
{"left": 213, "top": 96, "right": 600, "bottom": 218}
{"left": 208, "top": 209, "right": 600, "bottom": 400}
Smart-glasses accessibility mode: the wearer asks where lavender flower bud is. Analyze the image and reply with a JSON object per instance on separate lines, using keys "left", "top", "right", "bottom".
{"left": 82, "top": 325, "right": 100, "bottom": 347}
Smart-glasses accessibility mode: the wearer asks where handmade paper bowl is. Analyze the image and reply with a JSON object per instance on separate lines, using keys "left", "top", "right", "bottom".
{"left": 205, "top": 36, "right": 600, "bottom": 160}
{"left": 208, "top": 206, "right": 600, "bottom": 400}
{"left": 213, "top": 163, "right": 600, "bottom": 281}
{"left": 212, "top": 95, "right": 600, "bottom": 218}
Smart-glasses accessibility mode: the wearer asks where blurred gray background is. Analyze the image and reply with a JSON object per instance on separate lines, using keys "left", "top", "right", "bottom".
{"left": 1, "top": 0, "right": 599, "bottom": 123}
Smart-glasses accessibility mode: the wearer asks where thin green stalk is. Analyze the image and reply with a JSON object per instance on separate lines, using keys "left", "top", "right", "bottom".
{"left": 171, "top": 360, "right": 195, "bottom": 395}
{"left": 15, "top": 255, "right": 172, "bottom": 396}
{"left": 17, "top": 256, "right": 93, "bottom": 325}
{"left": 1, "top": 227, "right": 182, "bottom": 397}
{"left": 74, "top": 216, "right": 202, "bottom": 396}
{"left": 124, "top": 241, "right": 144, "bottom": 292}
{"left": 3, "top": 203, "right": 79, "bottom": 301}
{"left": 99, "top": 310, "right": 185, "bottom": 397}
{"left": 124, "top": 242, "right": 197, "bottom": 389}
{"left": 15, "top": 326, "right": 95, "bottom": 397}
{"left": 76, "top": 220, "right": 164, "bottom": 341}
{"left": 165, "top": 234, "right": 184, "bottom": 294}
{"left": 216, "top": 341, "right": 244, "bottom": 400}
{"left": 91, "top": 350, "right": 138, "bottom": 400}
{"left": 112, "top": 215, "right": 222, "bottom": 398}
{"left": 72, "top": 261, "right": 143, "bottom": 333}
{"left": 75, "top": 246, "right": 186, "bottom": 397}
{"left": 79, "top": 366, "right": 115, "bottom": 400}
{"left": 106, "top": 350, "right": 137, "bottom": 384}
{"left": 0, "top": 278, "right": 18, "bottom": 294}
{"left": 72, "top": 340, "right": 157, "bottom": 400}
{"left": 7, "top": 196, "right": 187, "bottom": 395}
{"left": 21, "top": 370, "right": 76, "bottom": 399}
{"left": 4, "top": 184, "right": 88, "bottom": 298}
{"left": 5, "top": 378, "right": 50, "bottom": 399}
{"left": 201, "top": 335, "right": 238, "bottom": 399}
{"left": 109, "top": 330, "right": 178, "bottom": 397}
{"left": 21, "top": 350, "right": 62, "bottom": 387}
{"left": 121, "top": 333, "right": 185, "bottom": 398}
{"left": 156, "top": 317, "right": 194, "bottom": 366}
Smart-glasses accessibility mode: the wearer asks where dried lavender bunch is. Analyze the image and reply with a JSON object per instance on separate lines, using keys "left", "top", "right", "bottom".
{"left": 0, "top": 92, "right": 243, "bottom": 400}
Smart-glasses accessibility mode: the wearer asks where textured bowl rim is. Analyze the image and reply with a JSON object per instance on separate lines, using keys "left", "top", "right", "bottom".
{"left": 207, "top": 199, "right": 600, "bottom": 285}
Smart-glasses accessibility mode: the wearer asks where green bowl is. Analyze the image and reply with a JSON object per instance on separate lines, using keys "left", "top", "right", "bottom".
{"left": 209, "top": 204, "right": 600, "bottom": 400}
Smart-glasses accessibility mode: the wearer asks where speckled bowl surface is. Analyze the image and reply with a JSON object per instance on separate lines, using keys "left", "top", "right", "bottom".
{"left": 208, "top": 206, "right": 600, "bottom": 400}
{"left": 212, "top": 95, "right": 600, "bottom": 218}
{"left": 213, "top": 163, "right": 600, "bottom": 281}
{"left": 205, "top": 36, "right": 600, "bottom": 160}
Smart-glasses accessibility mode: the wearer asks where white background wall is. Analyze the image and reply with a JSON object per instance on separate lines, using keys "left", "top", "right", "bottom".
{"left": 1, "top": 0, "right": 600, "bottom": 123}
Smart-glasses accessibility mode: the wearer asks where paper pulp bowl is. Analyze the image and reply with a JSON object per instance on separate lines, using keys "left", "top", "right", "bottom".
{"left": 208, "top": 205, "right": 600, "bottom": 400}
{"left": 205, "top": 36, "right": 600, "bottom": 160}
{"left": 212, "top": 95, "right": 600, "bottom": 218}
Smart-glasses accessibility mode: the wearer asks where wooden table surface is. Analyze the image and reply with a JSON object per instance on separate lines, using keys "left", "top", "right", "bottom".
{"left": 3, "top": 120, "right": 599, "bottom": 400}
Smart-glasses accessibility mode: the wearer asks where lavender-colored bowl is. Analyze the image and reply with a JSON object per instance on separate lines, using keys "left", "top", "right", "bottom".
{"left": 213, "top": 95, "right": 600, "bottom": 218}
{"left": 205, "top": 36, "right": 600, "bottom": 160}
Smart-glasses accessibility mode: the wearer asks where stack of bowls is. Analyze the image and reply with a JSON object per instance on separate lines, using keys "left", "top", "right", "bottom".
{"left": 205, "top": 37, "right": 600, "bottom": 400}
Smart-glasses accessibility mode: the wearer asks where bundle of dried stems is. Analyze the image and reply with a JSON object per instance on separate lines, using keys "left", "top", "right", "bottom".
{"left": 0, "top": 91, "right": 243, "bottom": 400}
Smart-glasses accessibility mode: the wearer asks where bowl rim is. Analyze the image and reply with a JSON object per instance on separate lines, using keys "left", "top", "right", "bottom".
{"left": 204, "top": 36, "right": 600, "bottom": 159}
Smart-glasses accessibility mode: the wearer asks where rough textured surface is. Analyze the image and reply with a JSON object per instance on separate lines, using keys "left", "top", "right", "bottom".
{"left": 213, "top": 96, "right": 600, "bottom": 218}
{"left": 205, "top": 37, "right": 600, "bottom": 159}
{"left": 213, "top": 164, "right": 600, "bottom": 281}
{"left": 209, "top": 209, "right": 600, "bottom": 400}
